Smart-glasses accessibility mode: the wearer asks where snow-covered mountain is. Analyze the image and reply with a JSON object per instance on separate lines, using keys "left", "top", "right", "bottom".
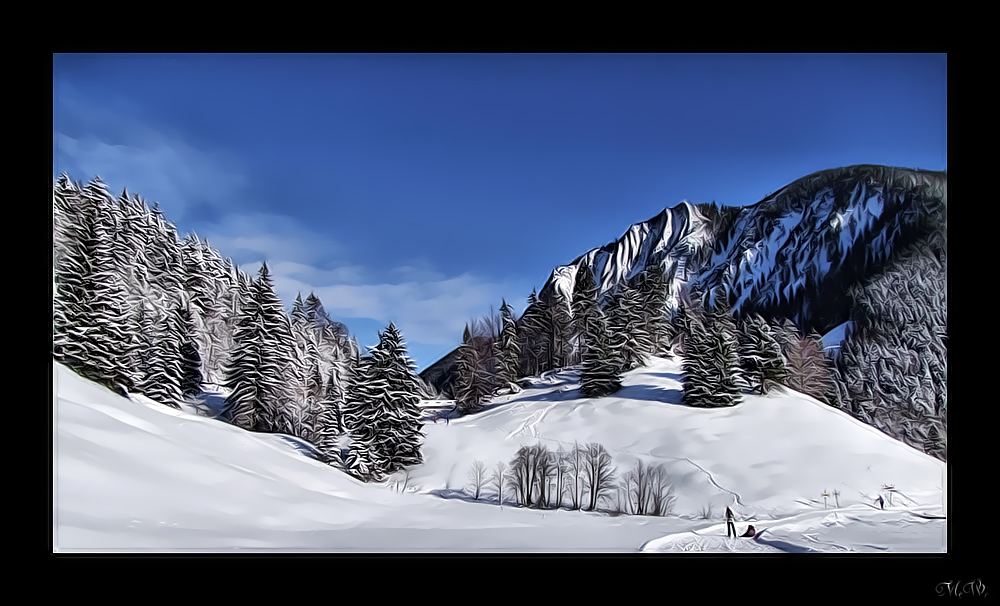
{"left": 423, "top": 164, "right": 946, "bottom": 391}
{"left": 538, "top": 164, "right": 946, "bottom": 336}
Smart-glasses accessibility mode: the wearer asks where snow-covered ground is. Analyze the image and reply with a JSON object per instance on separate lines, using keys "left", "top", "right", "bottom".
{"left": 53, "top": 355, "right": 945, "bottom": 552}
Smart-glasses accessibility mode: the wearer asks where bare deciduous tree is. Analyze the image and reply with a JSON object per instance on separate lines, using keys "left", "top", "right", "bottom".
{"left": 490, "top": 461, "right": 507, "bottom": 507}
{"left": 563, "top": 441, "right": 584, "bottom": 510}
{"left": 582, "top": 442, "right": 618, "bottom": 512}
{"left": 467, "top": 459, "right": 487, "bottom": 501}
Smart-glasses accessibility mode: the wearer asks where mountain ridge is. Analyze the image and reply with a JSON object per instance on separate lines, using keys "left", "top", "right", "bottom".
{"left": 421, "top": 164, "right": 946, "bottom": 396}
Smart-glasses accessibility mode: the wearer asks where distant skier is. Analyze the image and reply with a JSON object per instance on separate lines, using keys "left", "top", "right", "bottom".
{"left": 726, "top": 506, "right": 737, "bottom": 538}
{"left": 876, "top": 495, "right": 884, "bottom": 510}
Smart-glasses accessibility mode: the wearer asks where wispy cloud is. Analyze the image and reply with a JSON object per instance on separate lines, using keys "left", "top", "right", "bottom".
{"left": 53, "top": 85, "right": 248, "bottom": 222}
{"left": 288, "top": 274, "right": 519, "bottom": 346}
{"left": 196, "top": 213, "right": 348, "bottom": 269}
{"left": 52, "top": 81, "right": 530, "bottom": 359}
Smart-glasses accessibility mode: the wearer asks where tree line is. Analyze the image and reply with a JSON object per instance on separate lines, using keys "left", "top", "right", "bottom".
{"left": 452, "top": 258, "right": 841, "bottom": 413}
{"left": 466, "top": 441, "right": 676, "bottom": 516}
{"left": 52, "top": 175, "right": 427, "bottom": 482}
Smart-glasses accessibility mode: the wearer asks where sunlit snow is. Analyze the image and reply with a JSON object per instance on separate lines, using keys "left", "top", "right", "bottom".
{"left": 54, "top": 354, "right": 945, "bottom": 552}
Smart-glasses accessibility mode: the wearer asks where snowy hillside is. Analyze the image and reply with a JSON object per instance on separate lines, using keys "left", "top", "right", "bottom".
{"left": 54, "top": 356, "right": 946, "bottom": 552}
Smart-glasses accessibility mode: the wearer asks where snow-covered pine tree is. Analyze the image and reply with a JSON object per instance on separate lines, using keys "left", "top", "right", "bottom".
{"left": 291, "top": 292, "right": 309, "bottom": 327}
{"left": 342, "top": 338, "right": 394, "bottom": 481}
{"left": 738, "top": 313, "right": 787, "bottom": 395}
{"left": 312, "top": 364, "right": 346, "bottom": 464}
{"left": 253, "top": 263, "right": 299, "bottom": 434}
{"left": 53, "top": 177, "right": 137, "bottom": 396}
{"left": 377, "top": 323, "right": 425, "bottom": 471}
{"left": 142, "top": 300, "right": 184, "bottom": 408}
{"left": 455, "top": 324, "right": 492, "bottom": 414}
{"left": 637, "top": 261, "right": 675, "bottom": 358}
{"left": 221, "top": 263, "right": 295, "bottom": 433}
{"left": 547, "top": 288, "right": 574, "bottom": 368}
{"left": 494, "top": 299, "right": 521, "bottom": 392}
{"left": 580, "top": 307, "right": 623, "bottom": 398}
{"left": 681, "top": 306, "right": 714, "bottom": 408}
{"left": 221, "top": 281, "right": 262, "bottom": 431}
{"left": 607, "top": 282, "right": 649, "bottom": 372}
{"left": 706, "top": 296, "right": 743, "bottom": 407}
{"left": 180, "top": 234, "right": 214, "bottom": 320}
{"left": 175, "top": 303, "right": 204, "bottom": 399}
{"left": 571, "top": 264, "right": 600, "bottom": 363}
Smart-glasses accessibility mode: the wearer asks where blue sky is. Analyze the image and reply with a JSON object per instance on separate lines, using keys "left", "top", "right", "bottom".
{"left": 52, "top": 53, "right": 947, "bottom": 371}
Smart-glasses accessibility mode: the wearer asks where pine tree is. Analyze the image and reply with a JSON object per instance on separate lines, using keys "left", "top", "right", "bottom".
{"left": 455, "top": 325, "right": 492, "bottom": 414}
{"left": 494, "top": 299, "right": 521, "bottom": 391}
{"left": 342, "top": 323, "right": 424, "bottom": 480}
{"left": 254, "top": 264, "right": 299, "bottom": 434}
{"left": 53, "top": 177, "right": 136, "bottom": 396}
{"left": 221, "top": 276, "right": 263, "bottom": 431}
{"left": 681, "top": 307, "right": 715, "bottom": 407}
{"left": 738, "top": 313, "right": 787, "bottom": 395}
{"left": 176, "top": 303, "right": 204, "bottom": 399}
{"left": 607, "top": 283, "right": 650, "bottom": 372}
{"left": 221, "top": 263, "right": 296, "bottom": 433}
{"left": 313, "top": 371, "right": 343, "bottom": 464}
{"left": 341, "top": 349, "right": 389, "bottom": 481}
{"left": 580, "top": 308, "right": 624, "bottom": 397}
{"left": 143, "top": 302, "right": 184, "bottom": 408}
{"left": 547, "top": 288, "right": 574, "bottom": 369}
{"left": 520, "top": 288, "right": 554, "bottom": 375}
{"left": 571, "top": 264, "right": 600, "bottom": 363}
{"left": 706, "top": 297, "right": 743, "bottom": 407}
{"left": 291, "top": 292, "right": 308, "bottom": 327}
{"left": 377, "top": 323, "right": 425, "bottom": 471}
{"left": 637, "top": 262, "right": 675, "bottom": 358}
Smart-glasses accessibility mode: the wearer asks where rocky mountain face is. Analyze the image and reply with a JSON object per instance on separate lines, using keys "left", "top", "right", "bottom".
{"left": 422, "top": 164, "right": 946, "bottom": 401}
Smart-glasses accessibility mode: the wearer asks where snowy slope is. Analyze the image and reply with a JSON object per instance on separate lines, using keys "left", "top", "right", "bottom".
{"left": 54, "top": 357, "right": 946, "bottom": 552}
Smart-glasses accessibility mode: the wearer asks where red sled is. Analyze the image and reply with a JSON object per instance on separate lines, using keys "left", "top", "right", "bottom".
{"left": 740, "top": 525, "right": 757, "bottom": 538}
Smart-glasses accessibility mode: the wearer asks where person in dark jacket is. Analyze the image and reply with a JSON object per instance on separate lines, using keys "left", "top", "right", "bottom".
{"left": 726, "top": 506, "right": 737, "bottom": 538}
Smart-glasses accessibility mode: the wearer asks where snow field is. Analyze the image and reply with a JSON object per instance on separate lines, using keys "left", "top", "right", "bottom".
{"left": 54, "top": 354, "right": 945, "bottom": 552}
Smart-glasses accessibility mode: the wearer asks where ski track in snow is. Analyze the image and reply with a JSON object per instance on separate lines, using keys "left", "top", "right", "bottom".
{"left": 505, "top": 400, "right": 562, "bottom": 440}
{"left": 618, "top": 442, "right": 746, "bottom": 507}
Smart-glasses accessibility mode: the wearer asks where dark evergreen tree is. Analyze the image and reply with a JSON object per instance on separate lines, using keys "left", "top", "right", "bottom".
{"left": 342, "top": 323, "right": 424, "bottom": 480}
{"left": 454, "top": 325, "right": 492, "bottom": 414}
{"left": 547, "top": 287, "right": 574, "bottom": 369}
{"left": 607, "top": 283, "right": 650, "bottom": 372}
{"left": 494, "top": 299, "right": 521, "bottom": 391}
{"left": 221, "top": 263, "right": 296, "bottom": 433}
{"left": 176, "top": 303, "right": 204, "bottom": 399}
{"left": 637, "top": 262, "right": 675, "bottom": 358}
{"left": 705, "top": 296, "right": 743, "bottom": 407}
{"left": 341, "top": 349, "right": 389, "bottom": 481}
{"left": 151, "top": 314, "right": 184, "bottom": 407}
{"left": 571, "top": 264, "right": 601, "bottom": 363}
{"left": 681, "top": 307, "right": 715, "bottom": 407}
{"left": 738, "top": 313, "right": 787, "bottom": 395}
{"left": 221, "top": 275, "right": 263, "bottom": 431}
{"left": 53, "top": 177, "right": 136, "bottom": 396}
{"left": 377, "top": 323, "right": 425, "bottom": 471}
{"left": 580, "top": 308, "right": 624, "bottom": 398}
